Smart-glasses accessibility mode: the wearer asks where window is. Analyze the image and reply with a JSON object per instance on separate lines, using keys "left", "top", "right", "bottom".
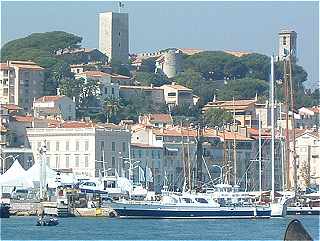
{"left": 76, "top": 141, "right": 79, "bottom": 151}
{"left": 56, "top": 141, "right": 60, "bottom": 151}
{"left": 55, "top": 156, "right": 59, "bottom": 169}
{"left": 119, "top": 32, "right": 121, "bottom": 36}
{"left": 112, "top": 157, "right": 115, "bottom": 168}
{"left": 157, "top": 151, "right": 161, "bottom": 159}
{"left": 65, "top": 156, "right": 70, "bottom": 168}
{"left": 168, "top": 92, "right": 176, "bottom": 97}
{"left": 111, "top": 88, "right": 115, "bottom": 95}
{"left": 112, "top": 142, "right": 115, "bottom": 151}
{"left": 85, "top": 141, "right": 89, "bottom": 151}
{"left": 151, "top": 150, "right": 155, "bottom": 159}
{"left": 122, "top": 142, "right": 126, "bottom": 153}
{"left": 46, "top": 142, "right": 50, "bottom": 151}
{"left": 138, "top": 150, "right": 142, "bottom": 158}
{"left": 66, "top": 141, "right": 69, "bottom": 151}
{"left": 85, "top": 155, "right": 89, "bottom": 167}
{"left": 75, "top": 155, "right": 79, "bottom": 167}
{"left": 155, "top": 136, "right": 162, "bottom": 141}
{"left": 312, "top": 155, "right": 319, "bottom": 159}
{"left": 100, "top": 141, "right": 104, "bottom": 151}
{"left": 104, "top": 87, "right": 108, "bottom": 95}
{"left": 283, "top": 36, "right": 287, "bottom": 45}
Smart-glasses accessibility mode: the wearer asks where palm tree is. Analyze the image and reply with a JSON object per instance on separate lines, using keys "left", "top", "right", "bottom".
{"left": 103, "top": 97, "right": 122, "bottom": 123}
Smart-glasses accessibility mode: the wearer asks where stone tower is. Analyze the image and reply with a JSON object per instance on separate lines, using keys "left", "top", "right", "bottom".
{"left": 99, "top": 12, "right": 129, "bottom": 64}
{"left": 163, "top": 50, "right": 182, "bottom": 78}
{"left": 278, "top": 30, "right": 297, "bottom": 62}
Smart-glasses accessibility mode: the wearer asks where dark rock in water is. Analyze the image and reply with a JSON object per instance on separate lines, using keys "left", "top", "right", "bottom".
{"left": 284, "top": 219, "right": 313, "bottom": 241}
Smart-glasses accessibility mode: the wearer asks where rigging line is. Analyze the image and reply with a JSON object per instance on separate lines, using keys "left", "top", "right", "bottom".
{"left": 201, "top": 155, "right": 214, "bottom": 184}
{"left": 236, "top": 137, "right": 270, "bottom": 186}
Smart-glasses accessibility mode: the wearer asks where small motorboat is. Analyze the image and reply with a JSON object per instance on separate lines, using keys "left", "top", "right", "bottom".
{"left": 36, "top": 216, "right": 59, "bottom": 226}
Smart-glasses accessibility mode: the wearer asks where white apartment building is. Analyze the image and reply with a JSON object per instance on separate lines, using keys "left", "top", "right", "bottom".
{"left": 160, "top": 83, "right": 196, "bottom": 109}
{"left": 289, "top": 130, "right": 320, "bottom": 190}
{"left": 0, "top": 61, "right": 44, "bottom": 112}
{"left": 99, "top": 12, "right": 129, "bottom": 64}
{"left": 33, "top": 95, "right": 76, "bottom": 121}
{"left": 26, "top": 122, "right": 131, "bottom": 178}
{"left": 75, "top": 71, "right": 120, "bottom": 101}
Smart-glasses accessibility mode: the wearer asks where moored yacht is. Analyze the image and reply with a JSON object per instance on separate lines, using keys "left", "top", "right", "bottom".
{"left": 110, "top": 187, "right": 271, "bottom": 219}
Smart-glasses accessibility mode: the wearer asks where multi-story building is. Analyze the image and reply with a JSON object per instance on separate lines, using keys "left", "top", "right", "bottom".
{"left": 99, "top": 12, "right": 129, "bottom": 64}
{"left": 119, "top": 85, "right": 165, "bottom": 105}
{"left": 138, "top": 114, "right": 173, "bottom": 128}
{"left": 203, "top": 98, "right": 259, "bottom": 128}
{"left": 26, "top": 122, "right": 131, "bottom": 178}
{"left": 288, "top": 130, "right": 320, "bottom": 190}
{"left": 160, "top": 82, "right": 196, "bottom": 109}
{"left": 0, "top": 61, "right": 44, "bottom": 112}
{"left": 296, "top": 106, "right": 319, "bottom": 129}
{"left": 130, "top": 143, "right": 163, "bottom": 192}
{"left": 33, "top": 95, "right": 76, "bottom": 121}
{"left": 75, "top": 71, "right": 120, "bottom": 101}
{"left": 131, "top": 124, "right": 265, "bottom": 191}
{"left": 56, "top": 48, "right": 108, "bottom": 64}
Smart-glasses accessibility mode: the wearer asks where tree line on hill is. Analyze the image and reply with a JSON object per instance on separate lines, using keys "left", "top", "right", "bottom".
{"left": 1, "top": 31, "right": 318, "bottom": 126}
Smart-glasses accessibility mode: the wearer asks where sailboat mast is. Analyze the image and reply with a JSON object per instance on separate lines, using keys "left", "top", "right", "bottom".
{"left": 233, "top": 97, "right": 237, "bottom": 186}
{"left": 187, "top": 126, "right": 192, "bottom": 192}
{"left": 284, "top": 59, "right": 291, "bottom": 190}
{"left": 258, "top": 113, "right": 262, "bottom": 202}
{"left": 180, "top": 122, "right": 186, "bottom": 190}
{"left": 271, "top": 55, "right": 275, "bottom": 202}
{"left": 288, "top": 54, "right": 297, "bottom": 197}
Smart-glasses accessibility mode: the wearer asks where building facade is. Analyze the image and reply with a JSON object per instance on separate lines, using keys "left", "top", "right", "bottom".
{"left": 33, "top": 95, "right": 76, "bottom": 121}
{"left": 99, "top": 12, "right": 129, "bottom": 64}
{"left": 288, "top": 130, "right": 320, "bottom": 190}
{"left": 278, "top": 30, "right": 297, "bottom": 62}
{"left": 26, "top": 122, "right": 131, "bottom": 178}
{"left": 0, "top": 61, "right": 44, "bottom": 112}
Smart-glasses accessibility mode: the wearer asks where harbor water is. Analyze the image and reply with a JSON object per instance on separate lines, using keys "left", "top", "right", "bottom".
{"left": 1, "top": 216, "right": 319, "bottom": 240}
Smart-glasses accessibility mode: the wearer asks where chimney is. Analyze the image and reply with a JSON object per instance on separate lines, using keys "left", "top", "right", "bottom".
{"left": 150, "top": 84, "right": 154, "bottom": 88}
{"left": 172, "top": 82, "right": 176, "bottom": 86}
{"left": 73, "top": 96, "right": 76, "bottom": 102}
{"left": 57, "top": 88, "right": 60, "bottom": 96}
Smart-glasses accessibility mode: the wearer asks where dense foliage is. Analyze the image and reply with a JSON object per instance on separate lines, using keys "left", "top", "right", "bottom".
{"left": 1, "top": 31, "right": 83, "bottom": 95}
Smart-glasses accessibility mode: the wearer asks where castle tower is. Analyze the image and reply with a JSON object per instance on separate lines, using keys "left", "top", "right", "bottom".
{"left": 99, "top": 12, "right": 129, "bottom": 64}
{"left": 163, "top": 50, "right": 182, "bottom": 78}
{"left": 278, "top": 30, "right": 297, "bottom": 62}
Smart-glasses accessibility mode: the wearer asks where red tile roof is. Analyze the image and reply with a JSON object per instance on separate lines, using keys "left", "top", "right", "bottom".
{"left": 35, "top": 96, "right": 65, "bottom": 102}
{"left": 131, "top": 143, "right": 162, "bottom": 149}
{"left": 152, "top": 126, "right": 252, "bottom": 141}
{"left": 161, "top": 83, "right": 191, "bottom": 91}
{"left": 149, "top": 114, "right": 173, "bottom": 123}
{"left": 0, "top": 63, "right": 13, "bottom": 70}
{"left": 13, "top": 115, "right": 34, "bottom": 122}
{"left": 79, "top": 71, "right": 110, "bottom": 78}
{"left": 0, "top": 104, "right": 22, "bottom": 111}
{"left": 49, "top": 121, "right": 96, "bottom": 128}
{"left": 9, "top": 61, "right": 44, "bottom": 70}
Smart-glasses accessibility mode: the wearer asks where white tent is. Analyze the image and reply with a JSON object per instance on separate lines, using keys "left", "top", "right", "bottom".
{"left": 0, "top": 160, "right": 33, "bottom": 188}
{"left": 0, "top": 160, "right": 26, "bottom": 180}
{"left": 0, "top": 161, "right": 57, "bottom": 190}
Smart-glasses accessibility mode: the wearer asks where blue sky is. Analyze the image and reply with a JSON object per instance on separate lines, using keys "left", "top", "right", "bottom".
{"left": 1, "top": 1, "right": 319, "bottom": 89}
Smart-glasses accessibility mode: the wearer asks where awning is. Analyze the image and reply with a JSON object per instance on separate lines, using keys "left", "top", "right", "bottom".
{"left": 165, "top": 147, "right": 179, "bottom": 152}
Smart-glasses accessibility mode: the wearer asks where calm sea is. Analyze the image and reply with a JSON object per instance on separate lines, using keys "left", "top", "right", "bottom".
{"left": 1, "top": 216, "right": 319, "bottom": 240}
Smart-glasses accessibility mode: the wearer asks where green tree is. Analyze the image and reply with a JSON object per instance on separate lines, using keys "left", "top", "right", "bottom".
{"left": 140, "top": 57, "right": 156, "bottom": 72}
{"left": 59, "top": 78, "right": 84, "bottom": 106}
{"left": 203, "top": 108, "right": 233, "bottom": 128}
{"left": 103, "top": 96, "right": 122, "bottom": 123}
{"left": 217, "top": 78, "right": 269, "bottom": 100}
{"left": 135, "top": 72, "right": 170, "bottom": 87}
